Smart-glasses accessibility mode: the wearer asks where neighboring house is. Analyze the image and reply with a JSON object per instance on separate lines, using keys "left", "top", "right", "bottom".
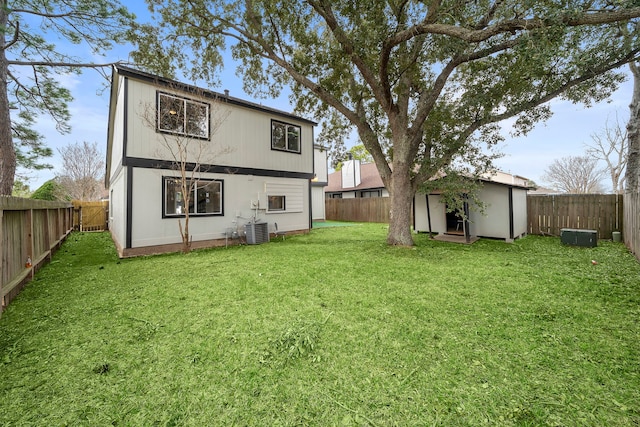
{"left": 414, "top": 171, "right": 531, "bottom": 242}
{"left": 527, "top": 185, "right": 560, "bottom": 195}
{"left": 311, "top": 144, "right": 328, "bottom": 220}
{"left": 325, "top": 159, "right": 389, "bottom": 198}
{"left": 106, "top": 65, "right": 318, "bottom": 257}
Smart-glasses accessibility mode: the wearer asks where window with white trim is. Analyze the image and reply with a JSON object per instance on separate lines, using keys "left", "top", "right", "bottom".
{"left": 164, "top": 177, "right": 222, "bottom": 217}
{"left": 157, "top": 92, "right": 209, "bottom": 139}
{"left": 265, "top": 182, "right": 303, "bottom": 213}
{"left": 271, "top": 120, "right": 301, "bottom": 153}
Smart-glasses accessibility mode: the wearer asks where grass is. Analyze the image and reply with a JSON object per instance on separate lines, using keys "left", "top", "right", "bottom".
{"left": 1, "top": 224, "right": 639, "bottom": 426}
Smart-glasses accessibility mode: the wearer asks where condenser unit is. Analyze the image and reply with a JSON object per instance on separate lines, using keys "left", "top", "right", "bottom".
{"left": 560, "top": 228, "right": 597, "bottom": 248}
{"left": 245, "top": 222, "right": 270, "bottom": 245}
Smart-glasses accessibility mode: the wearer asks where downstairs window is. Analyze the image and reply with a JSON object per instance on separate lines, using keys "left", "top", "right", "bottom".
{"left": 163, "top": 177, "right": 223, "bottom": 217}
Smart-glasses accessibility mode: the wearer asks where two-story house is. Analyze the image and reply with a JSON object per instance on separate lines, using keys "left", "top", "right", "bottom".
{"left": 106, "top": 65, "right": 318, "bottom": 257}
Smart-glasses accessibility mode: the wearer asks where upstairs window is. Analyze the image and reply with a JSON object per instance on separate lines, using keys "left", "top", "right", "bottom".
{"left": 271, "top": 120, "right": 301, "bottom": 153}
{"left": 157, "top": 92, "right": 209, "bottom": 139}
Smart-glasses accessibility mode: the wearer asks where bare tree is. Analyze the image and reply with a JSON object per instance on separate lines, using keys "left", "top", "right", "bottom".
{"left": 56, "top": 141, "right": 105, "bottom": 200}
{"left": 586, "top": 112, "right": 628, "bottom": 194}
{"left": 140, "top": 82, "right": 230, "bottom": 253}
{"left": 542, "top": 156, "right": 606, "bottom": 194}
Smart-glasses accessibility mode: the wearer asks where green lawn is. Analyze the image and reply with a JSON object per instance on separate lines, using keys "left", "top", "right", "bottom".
{"left": 1, "top": 224, "right": 639, "bottom": 426}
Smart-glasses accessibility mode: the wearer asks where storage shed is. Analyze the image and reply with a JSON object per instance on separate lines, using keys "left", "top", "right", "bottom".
{"left": 413, "top": 171, "right": 531, "bottom": 243}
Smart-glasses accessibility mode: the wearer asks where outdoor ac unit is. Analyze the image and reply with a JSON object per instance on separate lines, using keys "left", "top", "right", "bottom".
{"left": 560, "top": 228, "right": 597, "bottom": 248}
{"left": 245, "top": 222, "right": 270, "bottom": 245}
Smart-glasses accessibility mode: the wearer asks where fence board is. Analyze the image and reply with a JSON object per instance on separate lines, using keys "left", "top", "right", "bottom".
{"left": 325, "top": 198, "right": 391, "bottom": 223}
{"left": 1, "top": 197, "right": 73, "bottom": 316}
{"left": 624, "top": 191, "right": 640, "bottom": 261}
{"left": 527, "top": 194, "right": 622, "bottom": 239}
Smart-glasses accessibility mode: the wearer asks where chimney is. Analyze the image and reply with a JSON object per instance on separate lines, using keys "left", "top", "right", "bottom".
{"left": 341, "top": 158, "right": 361, "bottom": 189}
{"left": 224, "top": 89, "right": 229, "bottom": 97}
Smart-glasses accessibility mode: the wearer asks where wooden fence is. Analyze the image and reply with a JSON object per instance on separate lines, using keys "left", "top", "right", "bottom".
{"left": 527, "top": 194, "right": 623, "bottom": 239}
{"left": 326, "top": 194, "right": 625, "bottom": 240}
{"left": 73, "top": 200, "right": 108, "bottom": 231}
{"left": 623, "top": 190, "right": 639, "bottom": 261}
{"left": 1, "top": 197, "right": 73, "bottom": 316}
{"left": 325, "top": 197, "right": 391, "bottom": 223}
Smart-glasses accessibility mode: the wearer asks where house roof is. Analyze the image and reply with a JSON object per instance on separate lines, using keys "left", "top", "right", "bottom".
{"left": 112, "top": 65, "right": 317, "bottom": 126}
{"left": 325, "top": 162, "right": 386, "bottom": 192}
{"left": 324, "top": 162, "right": 532, "bottom": 193}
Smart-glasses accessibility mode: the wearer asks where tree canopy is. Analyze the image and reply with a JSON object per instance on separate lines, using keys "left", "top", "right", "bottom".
{"left": 133, "top": 0, "right": 640, "bottom": 245}
{"left": 0, "top": 0, "right": 135, "bottom": 195}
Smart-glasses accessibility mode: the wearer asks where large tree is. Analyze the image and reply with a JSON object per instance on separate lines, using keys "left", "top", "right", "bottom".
{"left": 132, "top": 1, "right": 640, "bottom": 245}
{"left": 0, "top": 0, "right": 135, "bottom": 195}
{"left": 627, "top": 61, "right": 640, "bottom": 193}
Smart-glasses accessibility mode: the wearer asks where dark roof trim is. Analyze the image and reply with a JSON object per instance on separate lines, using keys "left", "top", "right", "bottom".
{"left": 113, "top": 64, "right": 317, "bottom": 126}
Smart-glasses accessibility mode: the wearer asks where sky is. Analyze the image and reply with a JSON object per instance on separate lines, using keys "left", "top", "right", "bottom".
{"left": 19, "top": 5, "right": 634, "bottom": 193}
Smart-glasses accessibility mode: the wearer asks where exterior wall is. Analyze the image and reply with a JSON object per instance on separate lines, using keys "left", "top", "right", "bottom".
{"left": 311, "top": 186, "right": 325, "bottom": 221}
{"left": 314, "top": 146, "right": 328, "bottom": 183}
{"left": 124, "top": 78, "right": 313, "bottom": 174}
{"left": 469, "top": 184, "right": 510, "bottom": 239}
{"left": 414, "top": 194, "right": 447, "bottom": 233}
{"left": 108, "top": 75, "right": 126, "bottom": 183}
{"left": 108, "top": 167, "right": 127, "bottom": 251}
{"left": 128, "top": 168, "right": 310, "bottom": 249}
{"left": 512, "top": 188, "right": 528, "bottom": 238}
{"left": 312, "top": 146, "right": 327, "bottom": 221}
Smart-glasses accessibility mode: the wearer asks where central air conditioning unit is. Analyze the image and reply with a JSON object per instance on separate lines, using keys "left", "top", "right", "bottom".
{"left": 560, "top": 228, "right": 598, "bottom": 248}
{"left": 245, "top": 222, "right": 270, "bottom": 245}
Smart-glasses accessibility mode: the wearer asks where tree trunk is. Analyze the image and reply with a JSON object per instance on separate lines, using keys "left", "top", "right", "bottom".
{"left": 386, "top": 164, "right": 415, "bottom": 246}
{"left": 626, "top": 62, "right": 640, "bottom": 193}
{"left": 0, "top": 3, "right": 16, "bottom": 195}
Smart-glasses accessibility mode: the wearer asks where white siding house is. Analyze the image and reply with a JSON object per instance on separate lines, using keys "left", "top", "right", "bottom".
{"left": 106, "top": 65, "right": 317, "bottom": 257}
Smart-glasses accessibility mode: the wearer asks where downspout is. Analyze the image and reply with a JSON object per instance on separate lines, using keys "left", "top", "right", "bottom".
{"left": 508, "top": 187, "right": 514, "bottom": 240}
{"left": 426, "top": 194, "right": 433, "bottom": 238}
{"left": 463, "top": 194, "right": 471, "bottom": 243}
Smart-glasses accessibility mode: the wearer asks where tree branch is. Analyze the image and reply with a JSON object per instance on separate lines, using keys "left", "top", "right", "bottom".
{"left": 308, "top": 0, "right": 390, "bottom": 113}
{"left": 7, "top": 60, "right": 123, "bottom": 68}
{"left": 388, "top": 7, "right": 640, "bottom": 46}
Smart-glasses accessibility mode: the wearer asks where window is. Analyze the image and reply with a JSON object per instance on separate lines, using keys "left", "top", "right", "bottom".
{"left": 271, "top": 120, "right": 301, "bottom": 153}
{"left": 360, "top": 190, "right": 381, "bottom": 198}
{"left": 268, "top": 195, "right": 286, "bottom": 212}
{"left": 158, "top": 92, "right": 209, "bottom": 139}
{"left": 164, "top": 177, "right": 222, "bottom": 217}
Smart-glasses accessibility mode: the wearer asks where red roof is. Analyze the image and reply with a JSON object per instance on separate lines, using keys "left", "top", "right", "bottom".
{"left": 325, "top": 163, "right": 385, "bottom": 192}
